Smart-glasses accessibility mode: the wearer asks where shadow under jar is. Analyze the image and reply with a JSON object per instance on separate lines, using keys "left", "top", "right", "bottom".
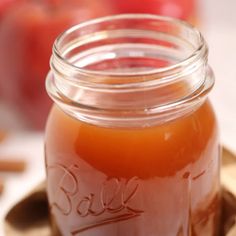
{"left": 45, "top": 14, "right": 221, "bottom": 236}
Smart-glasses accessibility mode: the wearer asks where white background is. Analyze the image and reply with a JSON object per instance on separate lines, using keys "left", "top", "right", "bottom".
{"left": 1, "top": 0, "right": 236, "bottom": 235}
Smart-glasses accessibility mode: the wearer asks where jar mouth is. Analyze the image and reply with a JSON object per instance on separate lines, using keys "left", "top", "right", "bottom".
{"left": 52, "top": 14, "right": 207, "bottom": 87}
{"left": 47, "top": 14, "right": 213, "bottom": 128}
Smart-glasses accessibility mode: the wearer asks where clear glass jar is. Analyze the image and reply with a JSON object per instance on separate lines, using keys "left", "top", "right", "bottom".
{"left": 45, "top": 14, "right": 220, "bottom": 236}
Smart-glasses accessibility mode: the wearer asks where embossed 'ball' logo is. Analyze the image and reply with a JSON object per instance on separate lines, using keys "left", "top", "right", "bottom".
{"left": 47, "top": 164, "right": 144, "bottom": 235}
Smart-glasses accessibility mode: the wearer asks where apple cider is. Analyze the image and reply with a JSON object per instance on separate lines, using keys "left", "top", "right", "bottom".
{"left": 45, "top": 15, "right": 220, "bottom": 236}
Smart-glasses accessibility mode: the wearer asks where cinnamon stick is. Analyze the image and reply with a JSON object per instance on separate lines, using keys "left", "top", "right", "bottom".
{"left": 0, "top": 130, "right": 7, "bottom": 142}
{"left": 0, "top": 179, "right": 4, "bottom": 194}
{"left": 0, "top": 159, "right": 26, "bottom": 172}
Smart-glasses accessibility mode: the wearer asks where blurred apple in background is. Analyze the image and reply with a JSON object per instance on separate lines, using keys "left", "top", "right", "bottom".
{"left": 0, "top": 0, "right": 197, "bottom": 130}
{"left": 0, "top": 0, "right": 20, "bottom": 21}
{"left": 108, "top": 0, "right": 197, "bottom": 24}
{"left": 0, "top": 0, "right": 109, "bottom": 130}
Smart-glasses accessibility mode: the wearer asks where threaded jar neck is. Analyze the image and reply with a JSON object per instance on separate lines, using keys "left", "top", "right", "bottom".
{"left": 46, "top": 14, "right": 213, "bottom": 128}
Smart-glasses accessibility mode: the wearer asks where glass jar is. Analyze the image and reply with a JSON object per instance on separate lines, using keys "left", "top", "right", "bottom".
{"left": 45, "top": 14, "right": 220, "bottom": 236}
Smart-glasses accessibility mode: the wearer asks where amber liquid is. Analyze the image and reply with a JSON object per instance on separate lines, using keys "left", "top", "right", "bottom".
{"left": 45, "top": 101, "right": 220, "bottom": 236}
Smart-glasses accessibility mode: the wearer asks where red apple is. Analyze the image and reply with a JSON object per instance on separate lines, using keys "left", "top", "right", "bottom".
{"left": 108, "top": 0, "right": 196, "bottom": 22}
{"left": 0, "top": 0, "right": 23, "bottom": 21}
{"left": 0, "top": 0, "right": 109, "bottom": 129}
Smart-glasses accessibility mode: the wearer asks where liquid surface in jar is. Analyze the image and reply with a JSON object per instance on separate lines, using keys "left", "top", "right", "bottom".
{"left": 45, "top": 100, "right": 220, "bottom": 236}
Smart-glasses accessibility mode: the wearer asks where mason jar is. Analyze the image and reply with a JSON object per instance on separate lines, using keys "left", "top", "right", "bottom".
{"left": 45, "top": 14, "right": 220, "bottom": 236}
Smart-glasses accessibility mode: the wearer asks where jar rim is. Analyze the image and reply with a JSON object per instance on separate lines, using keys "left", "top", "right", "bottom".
{"left": 47, "top": 14, "right": 213, "bottom": 127}
{"left": 52, "top": 13, "right": 207, "bottom": 81}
